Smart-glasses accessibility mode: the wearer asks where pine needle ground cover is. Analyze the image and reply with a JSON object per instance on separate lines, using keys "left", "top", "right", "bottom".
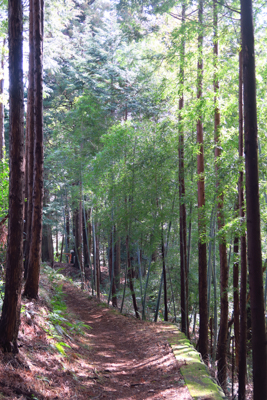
{"left": 0, "top": 264, "right": 223, "bottom": 399}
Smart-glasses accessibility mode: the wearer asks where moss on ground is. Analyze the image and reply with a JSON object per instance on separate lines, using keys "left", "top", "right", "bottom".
{"left": 163, "top": 325, "right": 226, "bottom": 400}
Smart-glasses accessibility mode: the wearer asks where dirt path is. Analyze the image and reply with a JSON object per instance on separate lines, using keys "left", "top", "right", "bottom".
{"left": 62, "top": 281, "right": 192, "bottom": 400}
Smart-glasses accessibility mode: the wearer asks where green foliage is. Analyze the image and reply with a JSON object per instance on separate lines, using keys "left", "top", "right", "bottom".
{"left": 0, "top": 158, "right": 9, "bottom": 218}
{"left": 42, "top": 265, "right": 91, "bottom": 355}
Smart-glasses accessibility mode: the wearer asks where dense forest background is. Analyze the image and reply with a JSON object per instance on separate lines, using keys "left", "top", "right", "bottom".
{"left": 0, "top": 0, "right": 267, "bottom": 398}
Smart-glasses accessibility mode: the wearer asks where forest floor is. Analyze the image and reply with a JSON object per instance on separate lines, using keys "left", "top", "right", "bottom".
{"left": 0, "top": 263, "right": 224, "bottom": 400}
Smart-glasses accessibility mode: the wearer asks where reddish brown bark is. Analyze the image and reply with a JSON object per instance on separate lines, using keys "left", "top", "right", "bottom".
{"left": 24, "top": 0, "right": 44, "bottom": 299}
{"left": 0, "top": 38, "right": 6, "bottom": 160}
{"left": 197, "top": 0, "right": 208, "bottom": 363}
{"left": 161, "top": 229, "right": 168, "bottom": 322}
{"left": 233, "top": 233, "right": 240, "bottom": 373}
{"left": 214, "top": 1, "right": 228, "bottom": 390}
{"left": 126, "top": 235, "right": 140, "bottom": 319}
{"left": 109, "top": 228, "right": 117, "bottom": 306}
{"left": 238, "top": 49, "right": 247, "bottom": 400}
{"left": 24, "top": 0, "right": 34, "bottom": 277}
{"left": 0, "top": 0, "right": 24, "bottom": 352}
{"left": 179, "top": 3, "right": 189, "bottom": 338}
{"left": 95, "top": 227, "right": 100, "bottom": 298}
{"left": 241, "top": 0, "right": 267, "bottom": 397}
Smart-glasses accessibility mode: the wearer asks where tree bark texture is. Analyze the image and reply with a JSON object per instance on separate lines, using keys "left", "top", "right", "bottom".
{"left": 0, "top": 0, "right": 24, "bottom": 352}
{"left": 109, "top": 229, "right": 117, "bottom": 306}
{"left": 0, "top": 38, "right": 6, "bottom": 159}
{"left": 197, "top": 0, "right": 208, "bottom": 363}
{"left": 161, "top": 229, "right": 168, "bottom": 322}
{"left": 23, "top": 0, "right": 34, "bottom": 277}
{"left": 42, "top": 223, "right": 53, "bottom": 262}
{"left": 241, "top": 0, "right": 267, "bottom": 397}
{"left": 95, "top": 229, "right": 100, "bottom": 298}
{"left": 233, "top": 233, "right": 240, "bottom": 374}
{"left": 24, "top": 0, "right": 44, "bottom": 299}
{"left": 214, "top": 2, "right": 229, "bottom": 390}
{"left": 83, "top": 208, "right": 90, "bottom": 267}
{"left": 126, "top": 235, "right": 140, "bottom": 319}
{"left": 114, "top": 237, "right": 121, "bottom": 290}
{"left": 179, "top": 3, "right": 189, "bottom": 338}
{"left": 238, "top": 49, "right": 247, "bottom": 400}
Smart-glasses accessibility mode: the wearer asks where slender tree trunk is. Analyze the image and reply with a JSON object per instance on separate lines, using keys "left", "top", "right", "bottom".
{"left": 126, "top": 235, "right": 139, "bottom": 319}
{"left": 24, "top": 0, "right": 34, "bottom": 277}
{"left": 24, "top": 0, "right": 44, "bottom": 299}
{"left": 238, "top": 49, "right": 247, "bottom": 400}
{"left": 179, "top": 3, "right": 189, "bottom": 338}
{"left": 78, "top": 197, "right": 85, "bottom": 288}
{"left": 41, "top": 182, "right": 53, "bottom": 263}
{"left": 0, "top": 0, "right": 24, "bottom": 352}
{"left": 241, "top": 0, "right": 267, "bottom": 397}
{"left": 214, "top": 1, "right": 229, "bottom": 390}
{"left": 0, "top": 38, "right": 6, "bottom": 159}
{"left": 42, "top": 224, "right": 53, "bottom": 262}
{"left": 60, "top": 234, "right": 64, "bottom": 263}
{"left": 66, "top": 202, "right": 70, "bottom": 252}
{"left": 83, "top": 208, "right": 89, "bottom": 267}
{"left": 197, "top": 0, "right": 208, "bottom": 363}
{"left": 109, "top": 227, "right": 117, "bottom": 306}
{"left": 56, "top": 227, "right": 58, "bottom": 256}
{"left": 114, "top": 236, "right": 121, "bottom": 290}
{"left": 161, "top": 229, "right": 168, "bottom": 322}
{"left": 233, "top": 232, "right": 240, "bottom": 374}
{"left": 95, "top": 226, "right": 100, "bottom": 298}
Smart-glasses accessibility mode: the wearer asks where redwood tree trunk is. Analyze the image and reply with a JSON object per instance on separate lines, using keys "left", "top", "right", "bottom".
{"left": 24, "top": 0, "right": 44, "bottom": 299}
{"left": 214, "top": 1, "right": 229, "bottom": 390}
{"left": 0, "top": 38, "right": 6, "bottom": 159}
{"left": 0, "top": 0, "right": 24, "bottom": 352}
{"left": 24, "top": 0, "right": 34, "bottom": 277}
{"left": 238, "top": 49, "right": 247, "bottom": 400}
{"left": 233, "top": 233, "right": 240, "bottom": 374}
{"left": 126, "top": 235, "right": 139, "bottom": 319}
{"left": 241, "top": 0, "right": 267, "bottom": 397}
{"left": 162, "top": 229, "right": 168, "bottom": 322}
{"left": 179, "top": 3, "right": 189, "bottom": 338}
{"left": 197, "top": 0, "right": 208, "bottom": 363}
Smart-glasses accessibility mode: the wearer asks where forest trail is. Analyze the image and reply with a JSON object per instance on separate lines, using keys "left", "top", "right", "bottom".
{"left": 0, "top": 264, "right": 223, "bottom": 399}
{"left": 62, "top": 280, "right": 192, "bottom": 399}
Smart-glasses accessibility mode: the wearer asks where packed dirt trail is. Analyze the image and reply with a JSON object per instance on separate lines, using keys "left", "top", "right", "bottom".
{"left": 62, "top": 280, "right": 192, "bottom": 400}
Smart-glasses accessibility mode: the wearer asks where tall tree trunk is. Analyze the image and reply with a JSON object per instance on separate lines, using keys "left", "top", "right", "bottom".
{"left": 95, "top": 226, "right": 100, "bottom": 298}
{"left": 108, "top": 227, "right": 117, "bottom": 306}
{"left": 214, "top": 1, "right": 229, "bottom": 390}
{"left": 42, "top": 223, "right": 53, "bottom": 262}
{"left": 66, "top": 202, "right": 70, "bottom": 253}
{"left": 0, "top": 38, "right": 6, "bottom": 159}
{"left": 126, "top": 235, "right": 139, "bottom": 319}
{"left": 241, "top": 0, "right": 267, "bottom": 397}
{"left": 114, "top": 235, "right": 121, "bottom": 290}
{"left": 0, "top": 0, "right": 24, "bottom": 352}
{"left": 162, "top": 228, "right": 168, "bottom": 321}
{"left": 74, "top": 199, "right": 85, "bottom": 289}
{"left": 24, "top": 0, "right": 44, "bottom": 299}
{"left": 24, "top": 0, "right": 34, "bottom": 278}
{"left": 233, "top": 232, "right": 240, "bottom": 374}
{"left": 197, "top": 0, "right": 208, "bottom": 363}
{"left": 238, "top": 49, "right": 247, "bottom": 400}
{"left": 179, "top": 3, "right": 189, "bottom": 338}
{"left": 83, "top": 208, "right": 89, "bottom": 268}
{"left": 41, "top": 181, "right": 53, "bottom": 263}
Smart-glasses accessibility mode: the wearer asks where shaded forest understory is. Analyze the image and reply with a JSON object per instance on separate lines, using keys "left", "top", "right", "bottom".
{"left": 1, "top": 0, "right": 267, "bottom": 398}
{"left": 0, "top": 264, "right": 192, "bottom": 400}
